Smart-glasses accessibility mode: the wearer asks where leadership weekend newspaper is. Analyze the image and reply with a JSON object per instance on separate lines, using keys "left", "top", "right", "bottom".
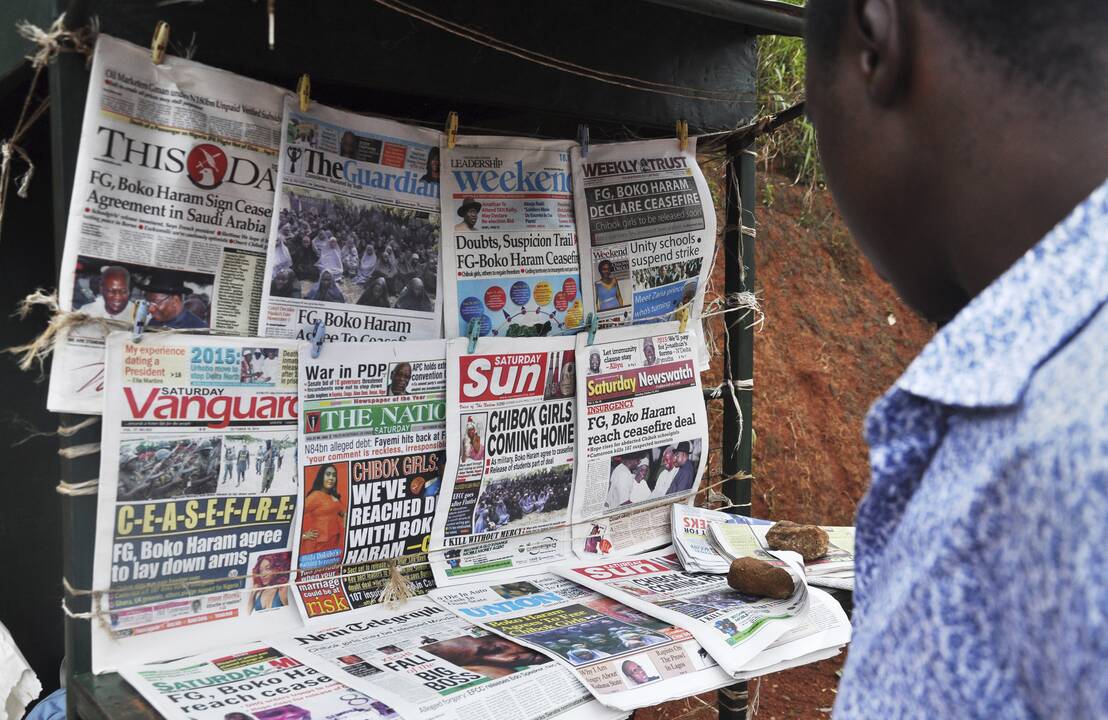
{"left": 259, "top": 99, "right": 443, "bottom": 345}
{"left": 268, "top": 596, "right": 620, "bottom": 720}
{"left": 50, "top": 35, "right": 288, "bottom": 414}
{"left": 429, "top": 336, "right": 577, "bottom": 585}
{"left": 573, "top": 323, "right": 709, "bottom": 557}
{"left": 441, "top": 136, "right": 584, "bottom": 338}
{"left": 92, "top": 333, "right": 302, "bottom": 671}
{"left": 429, "top": 574, "right": 732, "bottom": 711}
{"left": 293, "top": 341, "right": 445, "bottom": 620}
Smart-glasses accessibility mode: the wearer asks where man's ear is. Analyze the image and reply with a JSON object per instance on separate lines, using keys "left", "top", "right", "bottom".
{"left": 850, "top": 0, "right": 911, "bottom": 105}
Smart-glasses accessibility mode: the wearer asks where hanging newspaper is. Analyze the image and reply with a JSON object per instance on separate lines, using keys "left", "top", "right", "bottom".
{"left": 119, "top": 641, "right": 403, "bottom": 720}
{"left": 293, "top": 340, "right": 445, "bottom": 620}
{"left": 429, "top": 574, "right": 732, "bottom": 711}
{"left": 259, "top": 99, "right": 442, "bottom": 345}
{"left": 269, "top": 597, "right": 620, "bottom": 720}
{"left": 441, "top": 136, "right": 584, "bottom": 338}
{"left": 429, "top": 336, "right": 577, "bottom": 585}
{"left": 573, "top": 324, "right": 708, "bottom": 558}
{"left": 92, "top": 333, "right": 301, "bottom": 671}
{"left": 50, "top": 35, "right": 288, "bottom": 414}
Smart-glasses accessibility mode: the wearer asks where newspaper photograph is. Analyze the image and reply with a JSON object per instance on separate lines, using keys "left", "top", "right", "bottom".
{"left": 429, "top": 336, "right": 577, "bottom": 585}
{"left": 573, "top": 323, "right": 708, "bottom": 558}
{"left": 441, "top": 136, "right": 583, "bottom": 338}
{"left": 293, "top": 340, "right": 445, "bottom": 620}
{"left": 50, "top": 35, "right": 288, "bottom": 414}
{"left": 119, "top": 641, "right": 402, "bottom": 720}
{"left": 553, "top": 548, "right": 810, "bottom": 678}
{"left": 430, "top": 574, "right": 732, "bottom": 711}
{"left": 91, "top": 333, "right": 302, "bottom": 671}
{"left": 269, "top": 597, "right": 619, "bottom": 720}
{"left": 260, "top": 99, "right": 443, "bottom": 346}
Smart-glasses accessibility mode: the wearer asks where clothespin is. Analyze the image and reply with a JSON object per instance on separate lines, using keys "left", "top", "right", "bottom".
{"left": 577, "top": 124, "right": 590, "bottom": 159}
{"left": 446, "top": 112, "right": 459, "bottom": 150}
{"left": 150, "top": 21, "right": 170, "bottom": 65}
{"left": 586, "top": 312, "right": 599, "bottom": 345}
{"left": 466, "top": 317, "right": 481, "bottom": 354}
{"left": 132, "top": 300, "right": 151, "bottom": 342}
{"left": 267, "top": 0, "right": 276, "bottom": 50}
{"left": 676, "top": 305, "right": 689, "bottom": 333}
{"left": 297, "top": 74, "right": 311, "bottom": 112}
{"left": 676, "top": 119, "right": 689, "bottom": 152}
{"left": 309, "top": 320, "right": 326, "bottom": 358}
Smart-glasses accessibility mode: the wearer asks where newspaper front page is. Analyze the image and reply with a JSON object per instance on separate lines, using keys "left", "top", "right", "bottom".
{"left": 573, "top": 324, "right": 708, "bottom": 557}
{"left": 50, "top": 35, "right": 288, "bottom": 414}
{"left": 119, "top": 641, "right": 403, "bottom": 720}
{"left": 430, "top": 574, "right": 732, "bottom": 711}
{"left": 269, "top": 597, "right": 619, "bottom": 720}
{"left": 293, "top": 340, "right": 445, "bottom": 620}
{"left": 92, "top": 333, "right": 302, "bottom": 671}
{"left": 259, "top": 99, "right": 443, "bottom": 345}
{"left": 429, "top": 336, "right": 577, "bottom": 585}
{"left": 441, "top": 136, "right": 583, "bottom": 338}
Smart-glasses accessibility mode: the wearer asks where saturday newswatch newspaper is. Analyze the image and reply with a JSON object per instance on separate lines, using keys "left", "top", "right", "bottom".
{"left": 268, "top": 597, "right": 621, "bottom": 720}
{"left": 50, "top": 35, "right": 287, "bottom": 414}
{"left": 430, "top": 574, "right": 731, "bottom": 711}
{"left": 440, "top": 136, "right": 584, "bottom": 339}
{"left": 259, "top": 98, "right": 443, "bottom": 345}
{"left": 91, "top": 333, "right": 302, "bottom": 671}
{"left": 429, "top": 336, "right": 577, "bottom": 585}
{"left": 292, "top": 341, "right": 444, "bottom": 620}
{"left": 572, "top": 324, "right": 709, "bottom": 558}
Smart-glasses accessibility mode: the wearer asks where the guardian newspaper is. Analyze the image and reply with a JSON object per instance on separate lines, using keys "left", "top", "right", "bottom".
{"left": 51, "top": 35, "right": 287, "bottom": 413}
{"left": 92, "top": 333, "right": 302, "bottom": 671}
{"left": 260, "top": 99, "right": 443, "bottom": 345}
{"left": 441, "top": 136, "right": 583, "bottom": 338}
{"left": 293, "top": 340, "right": 445, "bottom": 620}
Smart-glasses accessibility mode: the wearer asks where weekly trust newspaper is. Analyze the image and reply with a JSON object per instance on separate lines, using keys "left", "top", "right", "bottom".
{"left": 429, "top": 336, "right": 577, "bottom": 585}
{"left": 259, "top": 99, "right": 442, "bottom": 345}
{"left": 92, "top": 333, "right": 301, "bottom": 671}
{"left": 50, "top": 35, "right": 287, "bottom": 414}
{"left": 293, "top": 341, "right": 445, "bottom": 620}
{"left": 441, "top": 136, "right": 584, "bottom": 338}
{"left": 268, "top": 597, "right": 619, "bottom": 720}
{"left": 573, "top": 324, "right": 708, "bottom": 557}
{"left": 430, "top": 574, "right": 731, "bottom": 711}
{"left": 120, "top": 641, "right": 402, "bottom": 720}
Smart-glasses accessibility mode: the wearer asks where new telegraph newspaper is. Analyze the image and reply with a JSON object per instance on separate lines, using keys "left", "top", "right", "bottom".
{"left": 92, "top": 333, "right": 302, "bottom": 671}
{"left": 293, "top": 341, "right": 445, "bottom": 620}
{"left": 429, "top": 336, "right": 577, "bottom": 585}
{"left": 429, "top": 574, "right": 732, "bottom": 711}
{"left": 573, "top": 324, "right": 709, "bottom": 557}
{"left": 259, "top": 99, "right": 443, "bottom": 345}
{"left": 441, "top": 136, "right": 584, "bottom": 338}
{"left": 50, "top": 35, "right": 287, "bottom": 414}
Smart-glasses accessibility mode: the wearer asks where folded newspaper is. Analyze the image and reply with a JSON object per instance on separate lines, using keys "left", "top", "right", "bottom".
{"left": 671, "top": 505, "right": 770, "bottom": 574}
{"left": 709, "top": 521, "right": 855, "bottom": 592}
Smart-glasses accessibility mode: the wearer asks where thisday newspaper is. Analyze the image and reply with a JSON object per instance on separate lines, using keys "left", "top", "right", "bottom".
{"left": 51, "top": 35, "right": 287, "bottom": 413}
{"left": 92, "top": 333, "right": 301, "bottom": 671}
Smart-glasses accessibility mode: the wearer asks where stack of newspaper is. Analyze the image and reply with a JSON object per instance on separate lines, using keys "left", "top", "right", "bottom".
{"left": 671, "top": 504, "right": 770, "bottom": 573}
{"left": 707, "top": 521, "right": 856, "bottom": 592}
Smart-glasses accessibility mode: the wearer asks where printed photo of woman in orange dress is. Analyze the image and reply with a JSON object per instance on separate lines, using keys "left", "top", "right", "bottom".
{"left": 300, "top": 463, "right": 346, "bottom": 564}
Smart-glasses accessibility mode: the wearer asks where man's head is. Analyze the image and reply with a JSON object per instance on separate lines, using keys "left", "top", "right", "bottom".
{"left": 143, "top": 273, "right": 189, "bottom": 323}
{"left": 674, "top": 442, "right": 690, "bottom": 466}
{"left": 622, "top": 660, "right": 652, "bottom": 685}
{"left": 642, "top": 338, "right": 656, "bottom": 365}
{"left": 457, "top": 198, "right": 482, "bottom": 229}
{"left": 407, "top": 276, "right": 426, "bottom": 298}
{"left": 662, "top": 447, "right": 675, "bottom": 470}
{"left": 390, "top": 362, "right": 412, "bottom": 394}
{"left": 100, "top": 266, "right": 131, "bottom": 315}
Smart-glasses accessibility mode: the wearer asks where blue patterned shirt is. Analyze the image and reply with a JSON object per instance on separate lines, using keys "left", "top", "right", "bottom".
{"left": 835, "top": 179, "right": 1108, "bottom": 719}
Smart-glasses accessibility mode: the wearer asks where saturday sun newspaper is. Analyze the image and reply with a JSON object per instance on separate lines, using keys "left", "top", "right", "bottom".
{"left": 573, "top": 323, "right": 709, "bottom": 558}
{"left": 268, "top": 597, "right": 620, "bottom": 720}
{"left": 259, "top": 99, "right": 443, "bottom": 345}
{"left": 429, "top": 336, "right": 577, "bottom": 585}
{"left": 50, "top": 35, "right": 287, "bottom": 414}
{"left": 429, "top": 574, "right": 732, "bottom": 711}
{"left": 292, "top": 340, "right": 445, "bottom": 620}
{"left": 441, "top": 136, "right": 584, "bottom": 339}
{"left": 92, "top": 333, "right": 302, "bottom": 671}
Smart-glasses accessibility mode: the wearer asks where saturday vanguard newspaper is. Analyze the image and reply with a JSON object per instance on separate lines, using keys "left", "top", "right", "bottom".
{"left": 92, "top": 333, "right": 301, "bottom": 671}
{"left": 260, "top": 98, "right": 443, "bottom": 344}
{"left": 429, "top": 336, "right": 577, "bottom": 585}
{"left": 293, "top": 340, "right": 444, "bottom": 620}
{"left": 441, "top": 136, "right": 583, "bottom": 338}
{"left": 50, "top": 35, "right": 287, "bottom": 414}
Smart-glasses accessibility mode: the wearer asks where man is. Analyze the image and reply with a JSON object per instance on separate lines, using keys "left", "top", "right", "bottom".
{"left": 223, "top": 445, "right": 234, "bottom": 483}
{"left": 667, "top": 442, "right": 695, "bottom": 494}
{"left": 651, "top": 447, "right": 678, "bottom": 499}
{"left": 389, "top": 362, "right": 412, "bottom": 395}
{"left": 143, "top": 273, "right": 207, "bottom": 329}
{"left": 627, "top": 461, "right": 652, "bottom": 504}
{"left": 604, "top": 454, "right": 641, "bottom": 508}
{"left": 620, "top": 660, "right": 659, "bottom": 686}
{"left": 392, "top": 276, "right": 433, "bottom": 312}
{"left": 454, "top": 197, "right": 482, "bottom": 231}
{"left": 84, "top": 265, "right": 132, "bottom": 319}
{"left": 641, "top": 338, "right": 657, "bottom": 366}
{"left": 804, "top": 2, "right": 1108, "bottom": 717}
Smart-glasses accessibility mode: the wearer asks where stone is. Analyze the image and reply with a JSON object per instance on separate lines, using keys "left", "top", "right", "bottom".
{"left": 765, "top": 521, "right": 829, "bottom": 562}
{"left": 727, "top": 556, "right": 795, "bottom": 599}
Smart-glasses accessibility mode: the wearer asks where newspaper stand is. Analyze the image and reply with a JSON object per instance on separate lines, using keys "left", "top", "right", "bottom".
{"left": 2, "top": 1, "right": 812, "bottom": 718}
